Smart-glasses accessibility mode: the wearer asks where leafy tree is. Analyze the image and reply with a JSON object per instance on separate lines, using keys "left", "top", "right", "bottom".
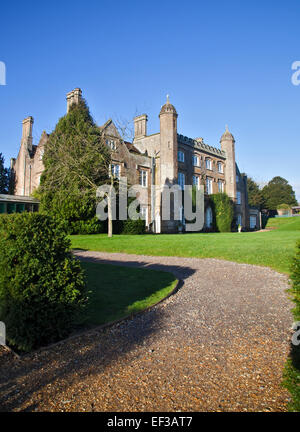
{"left": 262, "top": 176, "right": 297, "bottom": 210}
{"left": 245, "top": 175, "right": 264, "bottom": 209}
{"left": 0, "top": 152, "right": 9, "bottom": 194}
{"left": 36, "top": 100, "right": 112, "bottom": 232}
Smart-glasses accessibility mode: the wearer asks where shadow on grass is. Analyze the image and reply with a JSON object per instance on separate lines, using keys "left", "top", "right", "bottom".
{"left": 0, "top": 259, "right": 195, "bottom": 412}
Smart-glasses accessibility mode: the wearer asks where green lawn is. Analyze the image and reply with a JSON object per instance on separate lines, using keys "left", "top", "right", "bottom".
{"left": 71, "top": 217, "right": 300, "bottom": 274}
{"left": 76, "top": 261, "right": 177, "bottom": 326}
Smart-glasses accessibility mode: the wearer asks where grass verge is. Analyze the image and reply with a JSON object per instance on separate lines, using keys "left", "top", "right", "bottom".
{"left": 76, "top": 261, "right": 177, "bottom": 326}
{"left": 71, "top": 217, "right": 300, "bottom": 274}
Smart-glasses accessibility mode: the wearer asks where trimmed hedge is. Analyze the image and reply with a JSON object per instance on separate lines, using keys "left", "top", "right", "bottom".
{"left": 68, "top": 217, "right": 105, "bottom": 235}
{"left": 283, "top": 240, "right": 300, "bottom": 411}
{"left": 0, "top": 213, "right": 88, "bottom": 352}
{"left": 122, "top": 219, "right": 146, "bottom": 235}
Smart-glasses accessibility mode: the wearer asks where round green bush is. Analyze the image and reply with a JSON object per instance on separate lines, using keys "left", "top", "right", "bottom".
{"left": 0, "top": 213, "right": 88, "bottom": 352}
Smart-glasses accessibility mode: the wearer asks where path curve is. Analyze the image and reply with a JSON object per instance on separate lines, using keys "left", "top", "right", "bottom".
{"left": 0, "top": 251, "right": 293, "bottom": 412}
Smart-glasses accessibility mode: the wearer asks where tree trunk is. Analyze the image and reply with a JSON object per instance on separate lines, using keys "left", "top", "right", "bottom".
{"left": 107, "top": 175, "right": 113, "bottom": 238}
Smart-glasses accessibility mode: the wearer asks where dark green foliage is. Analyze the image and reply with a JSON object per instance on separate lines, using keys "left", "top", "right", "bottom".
{"left": 0, "top": 213, "right": 88, "bottom": 352}
{"left": 283, "top": 240, "right": 300, "bottom": 411}
{"left": 122, "top": 219, "right": 146, "bottom": 235}
{"left": 262, "top": 176, "right": 297, "bottom": 210}
{"left": 245, "top": 176, "right": 264, "bottom": 209}
{"left": 277, "top": 203, "right": 291, "bottom": 210}
{"left": 209, "top": 193, "right": 234, "bottom": 232}
{"left": 290, "top": 240, "right": 300, "bottom": 324}
{"left": 0, "top": 153, "right": 9, "bottom": 194}
{"left": 69, "top": 217, "right": 105, "bottom": 235}
{"left": 37, "top": 99, "right": 111, "bottom": 227}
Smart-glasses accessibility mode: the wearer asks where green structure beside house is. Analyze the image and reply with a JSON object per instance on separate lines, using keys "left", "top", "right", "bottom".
{"left": 0, "top": 194, "right": 39, "bottom": 214}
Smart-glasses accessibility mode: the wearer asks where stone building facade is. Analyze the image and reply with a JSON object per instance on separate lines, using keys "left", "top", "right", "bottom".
{"left": 11, "top": 88, "right": 259, "bottom": 232}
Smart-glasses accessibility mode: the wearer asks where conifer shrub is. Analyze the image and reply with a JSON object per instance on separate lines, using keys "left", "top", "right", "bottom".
{"left": 283, "top": 240, "right": 300, "bottom": 411}
{"left": 0, "top": 213, "right": 87, "bottom": 352}
{"left": 209, "top": 193, "right": 234, "bottom": 232}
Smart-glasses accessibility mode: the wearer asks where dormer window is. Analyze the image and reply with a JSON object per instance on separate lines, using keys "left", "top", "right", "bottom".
{"left": 178, "top": 151, "right": 185, "bottom": 163}
{"left": 205, "top": 159, "right": 212, "bottom": 170}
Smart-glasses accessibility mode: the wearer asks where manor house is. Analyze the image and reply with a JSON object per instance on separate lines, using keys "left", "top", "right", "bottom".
{"left": 11, "top": 88, "right": 260, "bottom": 232}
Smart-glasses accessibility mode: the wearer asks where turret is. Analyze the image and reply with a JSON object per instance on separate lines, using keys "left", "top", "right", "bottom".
{"left": 220, "top": 125, "right": 236, "bottom": 200}
{"left": 159, "top": 95, "right": 178, "bottom": 186}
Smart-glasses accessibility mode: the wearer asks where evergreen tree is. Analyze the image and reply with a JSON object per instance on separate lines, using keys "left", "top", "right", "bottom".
{"left": 36, "top": 100, "right": 111, "bottom": 228}
{"left": 0, "top": 153, "right": 9, "bottom": 194}
{"left": 262, "top": 176, "right": 297, "bottom": 210}
{"left": 210, "top": 193, "right": 234, "bottom": 232}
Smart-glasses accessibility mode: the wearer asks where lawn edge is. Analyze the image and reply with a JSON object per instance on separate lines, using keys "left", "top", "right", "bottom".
{"left": 72, "top": 248, "right": 291, "bottom": 275}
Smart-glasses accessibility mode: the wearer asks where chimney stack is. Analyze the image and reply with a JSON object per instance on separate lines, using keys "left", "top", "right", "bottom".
{"left": 134, "top": 114, "right": 148, "bottom": 138}
{"left": 66, "top": 88, "right": 82, "bottom": 113}
{"left": 22, "top": 116, "right": 34, "bottom": 151}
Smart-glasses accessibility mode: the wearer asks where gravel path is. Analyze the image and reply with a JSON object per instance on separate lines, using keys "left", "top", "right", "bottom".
{"left": 0, "top": 251, "right": 293, "bottom": 412}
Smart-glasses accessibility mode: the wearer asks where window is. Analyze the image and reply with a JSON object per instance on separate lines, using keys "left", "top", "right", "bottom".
{"left": 217, "top": 162, "right": 223, "bottom": 173}
{"left": 39, "top": 149, "right": 44, "bottom": 161}
{"left": 206, "top": 177, "right": 213, "bottom": 194}
{"left": 237, "top": 191, "right": 241, "bottom": 205}
{"left": 111, "top": 163, "right": 120, "bottom": 178}
{"left": 178, "top": 151, "right": 185, "bottom": 163}
{"left": 193, "top": 155, "right": 200, "bottom": 167}
{"left": 205, "top": 207, "right": 213, "bottom": 228}
{"left": 193, "top": 175, "right": 200, "bottom": 189}
{"left": 250, "top": 215, "right": 257, "bottom": 229}
{"left": 178, "top": 172, "right": 185, "bottom": 189}
{"left": 205, "top": 159, "right": 212, "bottom": 170}
{"left": 218, "top": 180, "right": 224, "bottom": 192}
{"left": 236, "top": 174, "right": 239, "bottom": 183}
{"left": 139, "top": 170, "right": 147, "bottom": 187}
{"left": 140, "top": 206, "right": 148, "bottom": 226}
{"left": 106, "top": 139, "right": 117, "bottom": 151}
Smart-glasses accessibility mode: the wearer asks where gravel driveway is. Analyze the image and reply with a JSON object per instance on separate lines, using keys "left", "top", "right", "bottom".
{"left": 0, "top": 251, "right": 293, "bottom": 412}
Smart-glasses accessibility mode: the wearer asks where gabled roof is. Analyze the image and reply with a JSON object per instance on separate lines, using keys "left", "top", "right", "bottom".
{"left": 124, "top": 141, "right": 141, "bottom": 154}
{"left": 99, "top": 119, "right": 121, "bottom": 138}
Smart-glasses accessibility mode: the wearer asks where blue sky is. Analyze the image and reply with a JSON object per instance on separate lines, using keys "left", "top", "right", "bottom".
{"left": 0, "top": 0, "right": 299, "bottom": 200}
